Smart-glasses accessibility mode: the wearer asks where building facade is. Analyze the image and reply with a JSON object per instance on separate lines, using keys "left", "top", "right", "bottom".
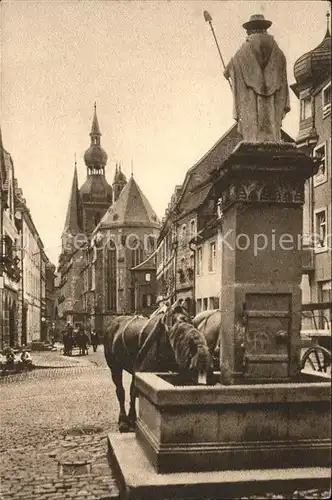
{"left": 1, "top": 128, "right": 54, "bottom": 348}
{"left": 57, "top": 106, "right": 160, "bottom": 331}
{"left": 15, "top": 190, "right": 50, "bottom": 345}
{"left": 0, "top": 138, "right": 21, "bottom": 348}
{"left": 291, "top": 17, "right": 331, "bottom": 328}
{"left": 87, "top": 175, "right": 160, "bottom": 331}
{"left": 57, "top": 105, "right": 114, "bottom": 327}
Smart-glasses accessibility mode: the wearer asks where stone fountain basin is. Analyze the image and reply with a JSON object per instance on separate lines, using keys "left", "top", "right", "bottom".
{"left": 135, "top": 372, "right": 331, "bottom": 474}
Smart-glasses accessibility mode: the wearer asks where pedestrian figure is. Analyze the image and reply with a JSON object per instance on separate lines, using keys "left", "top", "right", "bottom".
{"left": 20, "top": 348, "right": 33, "bottom": 370}
{"left": 3, "top": 347, "right": 15, "bottom": 372}
{"left": 63, "top": 330, "right": 73, "bottom": 356}
{"left": 91, "top": 330, "right": 99, "bottom": 352}
{"left": 77, "top": 325, "right": 88, "bottom": 355}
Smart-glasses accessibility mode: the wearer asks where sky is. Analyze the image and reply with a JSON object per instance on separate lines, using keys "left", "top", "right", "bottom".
{"left": 0, "top": 0, "right": 330, "bottom": 265}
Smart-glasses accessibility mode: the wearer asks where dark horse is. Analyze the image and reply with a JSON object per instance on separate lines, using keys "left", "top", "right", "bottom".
{"left": 104, "top": 301, "right": 213, "bottom": 432}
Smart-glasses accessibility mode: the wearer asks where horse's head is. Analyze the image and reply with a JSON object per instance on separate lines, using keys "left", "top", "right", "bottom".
{"left": 163, "top": 298, "right": 192, "bottom": 329}
{"left": 167, "top": 321, "right": 214, "bottom": 385}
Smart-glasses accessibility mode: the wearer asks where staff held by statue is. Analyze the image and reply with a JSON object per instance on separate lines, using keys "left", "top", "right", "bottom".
{"left": 203, "top": 10, "right": 232, "bottom": 91}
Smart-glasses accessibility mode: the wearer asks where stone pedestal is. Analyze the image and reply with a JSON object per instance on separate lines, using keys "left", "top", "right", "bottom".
{"left": 216, "top": 142, "right": 317, "bottom": 384}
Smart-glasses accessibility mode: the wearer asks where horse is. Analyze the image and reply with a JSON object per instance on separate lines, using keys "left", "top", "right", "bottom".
{"left": 192, "top": 309, "right": 222, "bottom": 368}
{"left": 104, "top": 301, "right": 213, "bottom": 432}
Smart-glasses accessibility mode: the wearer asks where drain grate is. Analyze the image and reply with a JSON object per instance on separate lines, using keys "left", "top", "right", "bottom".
{"left": 59, "top": 461, "right": 92, "bottom": 477}
{"left": 57, "top": 450, "right": 93, "bottom": 477}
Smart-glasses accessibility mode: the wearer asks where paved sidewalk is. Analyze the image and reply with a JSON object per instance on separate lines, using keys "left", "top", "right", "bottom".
{"left": 1, "top": 357, "right": 121, "bottom": 500}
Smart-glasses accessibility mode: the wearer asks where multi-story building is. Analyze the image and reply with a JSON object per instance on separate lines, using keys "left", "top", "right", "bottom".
{"left": 1, "top": 128, "right": 54, "bottom": 347}
{"left": 291, "top": 16, "right": 331, "bottom": 328}
{"left": 15, "top": 192, "right": 49, "bottom": 345}
{"left": 0, "top": 130, "right": 21, "bottom": 348}
{"left": 57, "top": 106, "right": 115, "bottom": 327}
{"left": 86, "top": 175, "right": 160, "bottom": 331}
{"left": 156, "top": 185, "right": 181, "bottom": 302}
{"left": 44, "top": 260, "right": 56, "bottom": 340}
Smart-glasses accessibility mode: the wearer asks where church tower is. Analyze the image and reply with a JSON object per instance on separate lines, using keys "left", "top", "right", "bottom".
{"left": 80, "top": 104, "right": 113, "bottom": 235}
{"left": 112, "top": 163, "right": 127, "bottom": 202}
{"left": 61, "top": 162, "right": 82, "bottom": 253}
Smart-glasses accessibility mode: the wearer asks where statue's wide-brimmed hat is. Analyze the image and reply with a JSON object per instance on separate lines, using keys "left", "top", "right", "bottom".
{"left": 243, "top": 14, "right": 272, "bottom": 30}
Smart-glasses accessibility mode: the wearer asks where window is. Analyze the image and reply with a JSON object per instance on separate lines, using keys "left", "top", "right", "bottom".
{"left": 190, "top": 219, "right": 196, "bottom": 239}
{"left": 143, "top": 294, "right": 152, "bottom": 308}
{"left": 203, "top": 298, "right": 208, "bottom": 311}
{"left": 314, "top": 208, "right": 328, "bottom": 252}
{"left": 196, "top": 247, "right": 202, "bottom": 275}
{"left": 4, "top": 235, "right": 13, "bottom": 261}
{"left": 180, "top": 224, "right": 187, "bottom": 247}
{"left": 300, "top": 96, "right": 312, "bottom": 120}
{"left": 208, "top": 241, "right": 216, "bottom": 272}
{"left": 131, "top": 239, "right": 144, "bottom": 267}
{"left": 322, "top": 81, "right": 331, "bottom": 118}
{"left": 190, "top": 253, "right": 194, "bottom": 270}
{"left": 148, "top": 235, "right": 156, "bottom": 253}
{"left": 145, "top": 273, "right": 151, "bottom": 282}
{"left": 313, "top": 143, "right": 327, "bottom": 186}
{"left": 197, "top": 298, "right": 202, "bottom": 313}
{"left": 318, "top": 281, "right": 331, "bottom": 330}
{"left": 91, "top": 264, "right": 96, "bottom": 291}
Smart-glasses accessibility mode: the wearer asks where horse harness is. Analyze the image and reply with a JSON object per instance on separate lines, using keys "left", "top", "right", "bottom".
{"left": 120, "top": 315, "right": 163, "bottom": 359}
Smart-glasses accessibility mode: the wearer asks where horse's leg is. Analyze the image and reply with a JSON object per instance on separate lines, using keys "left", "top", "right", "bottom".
{"left": 111, "top": 368, "right": 129, "bottom": 433}
{"left": 127, "top": 374, "right": 137, "bottom": 431}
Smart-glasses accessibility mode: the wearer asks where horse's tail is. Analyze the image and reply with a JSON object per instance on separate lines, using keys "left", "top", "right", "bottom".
{"left": 104, "top": 318, "right": 121, "bottom": 369}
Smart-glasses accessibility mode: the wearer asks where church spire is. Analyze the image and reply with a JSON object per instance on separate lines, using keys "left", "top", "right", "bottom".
{"left": 84, "top": 103, "right": 108, "bottom": 175}
{"left": 90, "top": 102, "right": 101, "bottom": 144}
{"left": 63, "top": 162, "right": 81, "bottom": 242}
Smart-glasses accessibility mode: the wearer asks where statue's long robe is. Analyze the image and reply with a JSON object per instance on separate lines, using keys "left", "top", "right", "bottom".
{"left": 225, "top": 33, "right": 290, "bottom": 142}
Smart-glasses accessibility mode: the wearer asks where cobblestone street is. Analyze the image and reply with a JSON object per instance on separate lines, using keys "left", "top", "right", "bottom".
{"left": 1, "top": 348, "right": 331, "bottom": 500}
{"left": 1, "top": 348, "right": 123, "bottom": 500}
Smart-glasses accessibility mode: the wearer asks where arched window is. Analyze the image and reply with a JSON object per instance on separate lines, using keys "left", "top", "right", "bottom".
{"left": 106, "top": 242, "right": 117, "bottom": 312}
{"left": 129, "top": 237, "right": 144, "bottom": 267}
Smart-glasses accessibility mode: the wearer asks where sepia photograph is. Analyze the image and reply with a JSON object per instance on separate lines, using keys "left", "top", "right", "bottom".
{"left": 0, "top": 0, "right": 331, "bottom": 499}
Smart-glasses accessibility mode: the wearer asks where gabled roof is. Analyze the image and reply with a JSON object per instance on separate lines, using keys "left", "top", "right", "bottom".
{"left": 167, "top": 124, "right": 294, "bottom": 222}
{"left": 174, "top": 124, "right": 241, "bottom": 219}
{"left": 96, "top": 176, "right": 160, "bottom": 230}
{"left": 63, "top": 166, "right": 81, "bottom": 235}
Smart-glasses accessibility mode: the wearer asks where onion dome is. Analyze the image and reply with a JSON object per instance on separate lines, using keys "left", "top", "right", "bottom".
{"left": 84, "top": 145, "right": 108, "bottom": 168}
{"left": 293, "top": 14, "right": 331, "bottom": 87}
{"left": 84, "top": 104, "right": 108, "bottom": 169}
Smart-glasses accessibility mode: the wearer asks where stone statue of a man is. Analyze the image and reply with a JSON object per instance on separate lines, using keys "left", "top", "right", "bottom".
{"left": 224, "top": 14, "right": 290, "bottom": 142}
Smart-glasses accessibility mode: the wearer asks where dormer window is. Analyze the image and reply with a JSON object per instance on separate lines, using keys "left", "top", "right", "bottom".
{"left": 300, "top": 96, "right": 312, "bottom": 121}
{"left": 322, "top": 81, "right": 331, "bottom": 118}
